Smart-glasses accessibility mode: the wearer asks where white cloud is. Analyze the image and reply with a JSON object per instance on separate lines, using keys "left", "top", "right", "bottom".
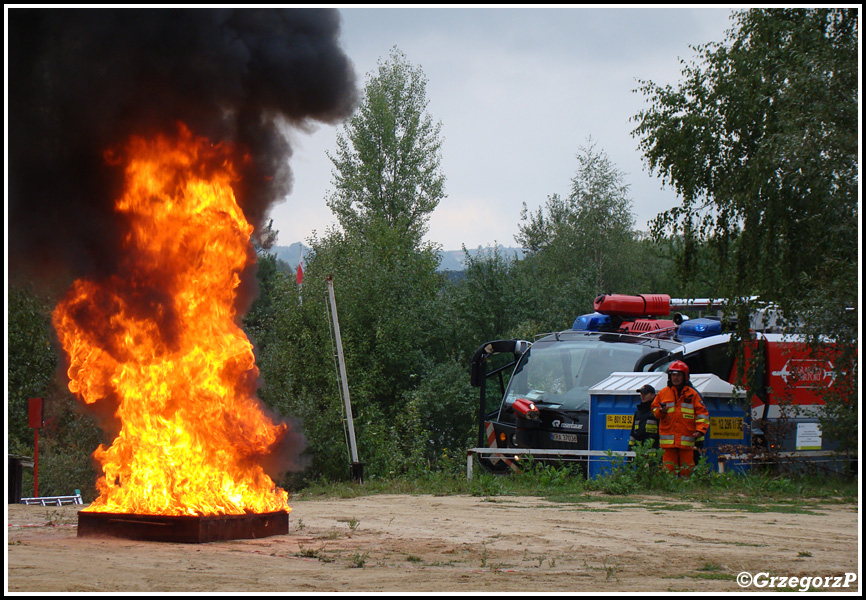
{"left": 427, "top": 193, "right": 524, "bottom": 251}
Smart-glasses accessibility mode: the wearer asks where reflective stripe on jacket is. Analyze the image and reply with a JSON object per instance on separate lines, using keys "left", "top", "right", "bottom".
{"left": 629, "top": 401, "right": 660, "bottom": 449}
{"left": 651, "top": 385, "right": 709, "bottom": 449}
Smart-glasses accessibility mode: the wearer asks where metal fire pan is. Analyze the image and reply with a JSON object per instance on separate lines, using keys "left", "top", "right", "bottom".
{"left": 77, "top": 510, "right": 289, "bottom": 543}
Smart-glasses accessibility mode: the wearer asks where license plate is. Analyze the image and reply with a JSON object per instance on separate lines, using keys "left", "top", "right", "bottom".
{"left": 550, "top": 432, "right": 578, "bottom": 443}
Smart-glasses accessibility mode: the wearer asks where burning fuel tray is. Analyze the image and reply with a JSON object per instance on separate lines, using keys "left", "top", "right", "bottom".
{"left": 77, "top": 510, "right": 289, "bottom": 543}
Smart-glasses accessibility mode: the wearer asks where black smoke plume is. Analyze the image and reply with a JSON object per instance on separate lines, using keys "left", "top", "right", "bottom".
{"left": 8, "top": 8, "right": 357, "bottom": 284}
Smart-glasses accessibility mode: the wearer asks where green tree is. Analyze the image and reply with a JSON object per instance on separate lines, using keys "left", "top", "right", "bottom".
{"left": 442, "top": 245, "right": 529, "bottom": 349}
{"left": 251, "top": 265, "right": 347, "bottom": 483}
{"left": 514, "top": 139, "right": 654, "bottom": 332}
{"left": 391, "top": 357, "right": 478, "bottom": 475}
{"left": 254, "top": 48, "right": 450, "bottom": 480}
{"left": 7, "top": 284, "right": 103, "bottom": 498}
{"left": 7, "top": 285, "right": 58, "bottom": 453}
{"left": 321, "top": 46, "right": 446, "bottom": 403}
{"left": 243, "top": 252, "right": 280, "bottom": 353}
{"left": 632, "top": 8, "right": 858, "bottom": 449}
{"left": 632, "top": 8, "right": 857, "bottom": 309}
{"left": 517, "top": 138, "right": 637, "bottom": 293}
{"left": 327, "top": 46, "right": 445, "bottom": 248}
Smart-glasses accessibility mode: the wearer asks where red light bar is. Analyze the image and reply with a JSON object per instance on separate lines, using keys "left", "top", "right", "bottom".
{"left": 593, "top": 294, "right": 671, "bottom": 317}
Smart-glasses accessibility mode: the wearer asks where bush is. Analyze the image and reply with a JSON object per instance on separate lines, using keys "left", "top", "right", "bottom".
{"left": 589, "top": 441, "right": 679, "bottom": 494}
{"left": 390, "top": 358, "right": 477, "bottom": 476}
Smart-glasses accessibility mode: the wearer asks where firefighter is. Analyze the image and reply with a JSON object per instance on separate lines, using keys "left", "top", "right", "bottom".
{"left": 651, "top": 361, "right": 710, "bottom": 477}
{"left": 629, "top": 384, "right": 660, "bottom": 451}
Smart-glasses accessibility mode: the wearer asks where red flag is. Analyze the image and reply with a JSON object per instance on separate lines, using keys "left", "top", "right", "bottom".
{"left": 296, "top": 261, "right": 304, "bottom": 285}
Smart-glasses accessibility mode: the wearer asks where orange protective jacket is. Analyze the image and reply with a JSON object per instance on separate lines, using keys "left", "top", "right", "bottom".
{"left": 651, "top": 385, "right": 710, "bottom": 449}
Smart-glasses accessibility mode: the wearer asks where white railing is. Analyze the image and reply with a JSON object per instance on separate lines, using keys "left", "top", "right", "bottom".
{"left": 465, "top": 447, "right": 634, "bottom": 480}
{"left": 20, "top": 493, "right": 83, "bottom": 506}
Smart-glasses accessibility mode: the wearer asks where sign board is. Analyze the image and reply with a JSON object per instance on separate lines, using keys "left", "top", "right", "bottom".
{"left": 28, "top": 397, "right": 44, "bottom": 429}
{"left": 606, "top": 414, "right": 633, "bottom": 430}
{"left": 795, "top": 422, "right": 822, "bottom": 450}
{"left": 710, "top": 417, "right": 744, "bottom": 440}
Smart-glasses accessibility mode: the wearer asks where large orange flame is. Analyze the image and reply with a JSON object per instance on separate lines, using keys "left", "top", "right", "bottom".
{"left": 52, "top": 125, "right": 289, "bottom": 516}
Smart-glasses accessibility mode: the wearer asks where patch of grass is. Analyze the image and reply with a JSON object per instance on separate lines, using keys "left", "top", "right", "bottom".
{"left": 523, "top": 551, "right": 556, "bottom": 568}
{"left": 602, "top": 558, "right": 620, "bottom": 581}
{"left": 294, "top": 544, "right": 320, "bottom": 558}
{"left": 688, "top": 572, "right": 736, "bottom": 581}
{"left": 703, "top": 540, "right": 768, "bottom": 548}
{"left": 578, "top": 495, "right": 637, "bottom": 504}
{"left": 425, "top": 559, "right": 459, "bottom": 567}
{"left": 640, "top": 502, "right": 693, "bottom": 511}
{"left": 294, "top": 543, "right": 331, "bottom": 562}
{"left": 698, "top": 501, "right": 820, "bottom": 515}
{"left": 668, "top": 562, "right": 737, "bottom": 582}
{"left": 44, "top": 509, "right": 73, "bottom": 526}
{"left": 291, "top": 463, "right": 857, "bottom": 517}
{"left": 347, "top": 551, "right": 369, "bottom": 568}
{"left": 337, "top": 517, "right": 360, "bottom": 530}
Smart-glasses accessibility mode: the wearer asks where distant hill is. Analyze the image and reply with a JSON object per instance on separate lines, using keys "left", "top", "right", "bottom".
{"left": 437, "top": 246, "right": 524, "bottom": 271}
{"left": 269, "top": 243, "right": 308, "bottom": 269}
{"left": 267, "top": 243, "right": 523, "bottom": 272}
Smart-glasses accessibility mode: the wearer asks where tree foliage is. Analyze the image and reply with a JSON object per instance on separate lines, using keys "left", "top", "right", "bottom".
{"left": 632, "top": 8, "right": 858, "bottom": 449}
{"left": 443, "top": 245, "right": 528, "bottom": 348}
{"left": 250, "top": 48, "right": 451, "bottom": 481}
{"left": 7, "top": 285, "right": 58, "bottom": 452}
{"left": 327, "top": 46, "right": 445, "bottom": 248}
{"left": 7, "top": 285, "right": 103, "bottom": 499}
{"left": 513, "top": 139, "right": 661, "bottom": 331}
{"left": 632, "top": 8, "right": 858, "bottom": 314}
{"left": 517, "top": 138, "right": 635, "bottom": 291}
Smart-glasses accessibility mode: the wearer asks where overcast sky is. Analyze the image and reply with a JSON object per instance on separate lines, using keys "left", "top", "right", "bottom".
{"left": 272, "top": 7, "right": 736, "bottom": 251}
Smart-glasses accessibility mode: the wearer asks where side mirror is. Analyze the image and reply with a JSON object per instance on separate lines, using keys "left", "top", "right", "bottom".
{"left": 470, "top": 339, "right": 529, "bottom": 387}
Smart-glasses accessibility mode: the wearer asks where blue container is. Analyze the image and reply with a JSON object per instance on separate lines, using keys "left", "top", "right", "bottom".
{"left": 589, "top": 373, "right": 750, "bottom": 478}
{"left": 588, "top": 392, "right": 639, "bottom": 478}
{"left": 701, "top": 396, "right": 751, "bottom": 474}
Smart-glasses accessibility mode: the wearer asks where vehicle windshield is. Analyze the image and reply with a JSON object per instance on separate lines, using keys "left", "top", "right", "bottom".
{"left": 501, "top": 334, "right": 669, "bottom": 414}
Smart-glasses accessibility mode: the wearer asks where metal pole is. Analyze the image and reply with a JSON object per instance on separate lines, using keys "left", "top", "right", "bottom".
{"left": 297, "top": 246, "right": 303, "bottom": 305}
{"left": 326, "top": 276, "right": 361, "bottom": 470}
{"left": 34, "top": 428, "right": 39, "bottom": 498}
{"left": 477, "top": 376, "right": 487, "bottom": 449}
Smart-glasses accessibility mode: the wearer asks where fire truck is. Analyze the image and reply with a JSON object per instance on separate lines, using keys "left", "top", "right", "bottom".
{"left": 470, "top": 293, "right": 841, "bottom": 472}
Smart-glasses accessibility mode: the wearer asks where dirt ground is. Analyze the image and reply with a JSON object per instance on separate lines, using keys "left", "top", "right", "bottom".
{"left": 5, "top": 493, "right": 860, "bottom": 593}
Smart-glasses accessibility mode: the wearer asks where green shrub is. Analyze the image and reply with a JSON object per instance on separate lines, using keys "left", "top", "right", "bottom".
{"left": 588, "top": 440, "right": 679, "bottom": 494}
